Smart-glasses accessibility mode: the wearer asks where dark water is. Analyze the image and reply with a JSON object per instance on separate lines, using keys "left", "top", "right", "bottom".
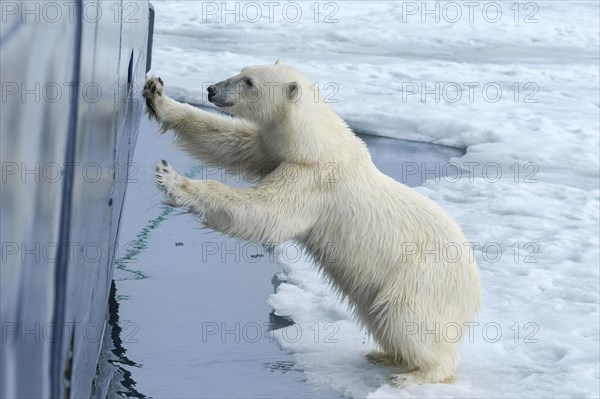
{"left": 357, "top": 132, "right": 464, "bottom": 187}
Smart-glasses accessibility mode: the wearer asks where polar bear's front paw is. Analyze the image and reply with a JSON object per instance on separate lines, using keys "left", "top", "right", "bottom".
{"left": 390, "top": 373, "right": 415, "bottom": 387}
{"left": 154, "top": 160, "right": 189, "bottom": 208}
{"left": 390, "top": 369, "right": 452, "bottom": 387}
{"left": 143, "top": 76, "right": 165, "bottom": 120}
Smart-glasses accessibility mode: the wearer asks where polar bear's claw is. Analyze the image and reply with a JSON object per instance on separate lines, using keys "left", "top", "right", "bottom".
{"left": 390, "top": 369, "right": 454, "bottom": 387}
{"left": 143, "top": 76, "right": 165, "bottom": 120}
{"left": 390, "top": 373, "right": 410, "bottom": 387}
{"left": 143, "top": 76, "right": 163, "bottom": 95}
{"left": 154, "top": 160, "right": 187, "bottom": 207}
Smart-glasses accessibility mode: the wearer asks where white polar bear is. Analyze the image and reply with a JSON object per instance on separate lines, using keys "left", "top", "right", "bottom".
{"left": 142, "top": 60, "right": 480, "bottom": 386}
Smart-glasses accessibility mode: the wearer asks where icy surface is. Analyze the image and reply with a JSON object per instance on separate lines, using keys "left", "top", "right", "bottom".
{"left": 118, "top": 1, "right": 599, "bottom": 397}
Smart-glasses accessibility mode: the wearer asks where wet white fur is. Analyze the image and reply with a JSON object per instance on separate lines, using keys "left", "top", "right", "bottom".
{"left": 144, "top": 61, "right": 481, "bottom": 386}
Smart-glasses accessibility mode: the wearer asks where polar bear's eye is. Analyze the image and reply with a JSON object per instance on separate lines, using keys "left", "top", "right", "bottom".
{"left": 244, "top": 78, "right": 253, "bottom": 87}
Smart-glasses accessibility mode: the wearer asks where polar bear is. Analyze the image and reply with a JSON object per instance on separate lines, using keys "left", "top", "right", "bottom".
{"left": 142, "top": 60, "right": 480, "bottom": 386}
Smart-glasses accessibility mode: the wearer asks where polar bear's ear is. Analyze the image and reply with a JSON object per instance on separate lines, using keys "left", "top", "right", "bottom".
{"left": 284, "top": 82, "right": 299, "bottom": 101}
{"left": 275, "top": 59, "right": 285, "bottom": 65}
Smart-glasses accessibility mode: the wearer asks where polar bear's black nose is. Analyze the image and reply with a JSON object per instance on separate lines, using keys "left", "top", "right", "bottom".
{"left": 207, "top": 85, "right": 216, "bottom": 99}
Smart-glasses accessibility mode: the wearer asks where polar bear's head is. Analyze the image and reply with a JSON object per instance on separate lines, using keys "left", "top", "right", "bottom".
{"left": 207, "top": 60, "right": 316, "bottom": 125}
{"left": 207, "top": 60, "right": 349, "bottom": 163}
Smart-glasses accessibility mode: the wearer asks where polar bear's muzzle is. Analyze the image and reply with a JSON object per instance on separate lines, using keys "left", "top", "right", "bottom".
{"left": 207, "top": 82, "right": 235, "bottom": 108}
